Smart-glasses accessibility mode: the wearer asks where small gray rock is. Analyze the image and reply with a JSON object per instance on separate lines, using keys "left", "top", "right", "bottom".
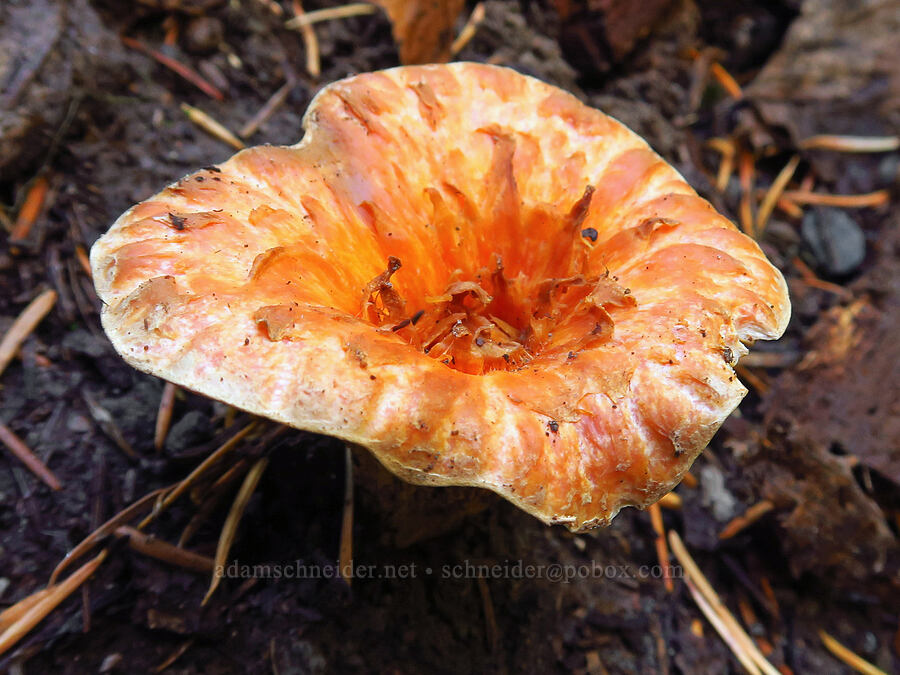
{"left": 801, "top": 207, "right": 866, "bottom": 277}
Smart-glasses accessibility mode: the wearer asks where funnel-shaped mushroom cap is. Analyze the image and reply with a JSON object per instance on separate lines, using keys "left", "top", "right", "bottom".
{"left": 91, "top": 64, "right": 790, "bottom": 530}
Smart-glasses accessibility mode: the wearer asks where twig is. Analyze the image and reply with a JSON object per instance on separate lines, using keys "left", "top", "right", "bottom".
{"left": 739, "top": 352, "right": 798, "bottom": 369}
{"left": 162, "top": 15, "right": 178, "bottom": 46}
{"left": 735, "top": 364, "right": 769, "bottom": 395}
{"left": 50, "top": 486, "right": 169, "bottom": 585}
{"left": 74, "top": 245, "right": 93, "bottom": 279}
{"left": 477, "top": 575, "right": 499, "bottom": 654}
{"left": 669, "top": 531, "right": 779, "bottom": 675}
{"left": 0, "top": 203, "right": 13, "bottom": 232}
{"left": 154, "top": 382, "right": 178, "bottom": 452}
{"left": 284, "top": 3, "right": 377, "bottom": 29}
{"left": 791, "top": 257, "right": 853, "bottom": 299}
{"left": 648, "top": 503, "right": 674, "bottom": 591}
{"left": 687, "top": 579, "right": 760, "bottom": 675}
{"left": 781, "top": 189, "right": 889, "bottom": 208}
{"left": 256, "top": 0, "right": 283, "bottom": 15}
{"left": 717, "top": 150, "right": 735, "bottom": 193}
{"left": 121, "top": 36, "right": 225, "bottom": 101}
{"left": 115, "top": 526, "right": 214, "bottom": 574}
{"left": 709, "top": 62, "right": 743, "bottom": 100}
{"left": 775, "top": 196, "right": 804, "bottom": 219}
{"left": 719, "top": 500, "right": 775, "bottom": 539}
{"left": 705, "top": 137, "right": 737, "bottom": 192}
{"left": 0, "top": 423, "right": 61, "bottom": 491}
{"left": 181, "top": 103, "right": 245, "bottom": 150}
{"left": 292, "top": 1, "right": 321, "bottom": 78}
{"left": 203, "top": 457, "right": 269, "bottom": 605}
{"left": 154, "top": 638, "right": 196, "bottom": 673}
{"left": 338, "top": 447, "right": 354, "bottom": 585}
{"left": 658, "top": 492, "right": 682, "bottom": 510}
{"left": 450, "top": 2, "right": 485, "bottom": 55}
{"left": 720, "top": 555, "right": 780, "bottom": 620}
{"left": 738, "top": 150, "right": 756, "bottom": 237}
{"left": 11, "top": 176, "right": 49, "bottom": 243}
{"left": 756, "top": 155, "right": 800, "bottom": 236}
{"left": 82, "top": 389, "right": 138, "bottom": 460}
{"left": 178, "top": 459, "right": 249, "bottom": 547}
{"left": 799, "top": 135, "right": 899, "bottom": 153}
{"left": 0, "top": 289, "right": 57, "bottom": 379}
{"left": 819, "top": 630, "right": 889, "bottom": 675}
{"left": 0, "top": 550, "right": 107, "bottom": 657}
{"left": 688, "top": 48, "right": 714, "bottom": 112}
{"left": 684, "top": 48, "right": 743, "bottom": 100}
{"left": 240, "top": 80, "right": 293, "bottom": 139}
{"left": 759, "top": 576, "right": 780, "bottom": 621}
{"left": 477, "top": 576, "right": 499, "bottom": 655}
{"left": 140, "top": 421, "right": 257, "bottom": 529}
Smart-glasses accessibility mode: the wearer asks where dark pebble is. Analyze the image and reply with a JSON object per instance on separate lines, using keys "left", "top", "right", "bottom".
{"left": 801, "top": 207, "right": 866, "bottom": 277}
{"left": 183, "top": 17, "right": 223, "bottom": 55}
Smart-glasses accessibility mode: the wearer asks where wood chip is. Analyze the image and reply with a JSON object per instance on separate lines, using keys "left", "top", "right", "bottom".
{"left": 0, "top": 289, "right": 57, "bottom": 379}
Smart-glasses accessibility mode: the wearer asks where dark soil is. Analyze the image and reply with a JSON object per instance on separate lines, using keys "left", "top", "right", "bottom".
{"left": 1, "top": 0, "right": 898, "bottom": 673}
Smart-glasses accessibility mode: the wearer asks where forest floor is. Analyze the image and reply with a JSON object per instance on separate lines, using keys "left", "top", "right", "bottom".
{"left": 1, "top": 0, "right": 898, "bottom": 672}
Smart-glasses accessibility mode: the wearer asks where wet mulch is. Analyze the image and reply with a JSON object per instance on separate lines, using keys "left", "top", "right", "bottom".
{"left": 1, "top": 0, "right": 898, "bottom": 673}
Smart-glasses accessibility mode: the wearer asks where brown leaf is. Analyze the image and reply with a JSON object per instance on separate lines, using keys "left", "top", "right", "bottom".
{"left": 373, "top": 0, "right": 466, "bottom": 64}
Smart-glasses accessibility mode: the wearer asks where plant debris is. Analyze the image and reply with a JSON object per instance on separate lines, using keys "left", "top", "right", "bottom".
{"left": 0, "top": 0, "right": 897, "bottom": 672}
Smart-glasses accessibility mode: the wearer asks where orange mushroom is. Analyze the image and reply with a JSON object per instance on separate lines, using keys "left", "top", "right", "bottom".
{"left": 90, "top": 64, "right": 790, "bottom": 531}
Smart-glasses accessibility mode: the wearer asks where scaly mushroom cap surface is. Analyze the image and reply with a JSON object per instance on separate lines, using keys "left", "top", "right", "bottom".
{"left": 91, "top": 63, "right": 790, "bottom": 530}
